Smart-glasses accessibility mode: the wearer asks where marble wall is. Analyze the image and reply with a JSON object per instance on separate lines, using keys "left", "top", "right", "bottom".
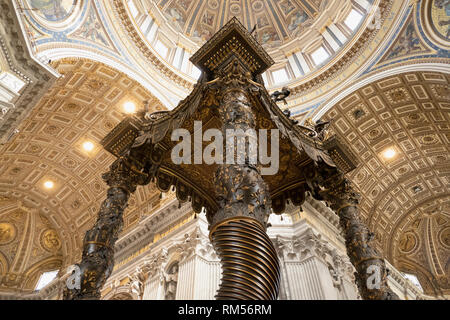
{"left": 98, "top": 197, "right": 431, "bottom": 300}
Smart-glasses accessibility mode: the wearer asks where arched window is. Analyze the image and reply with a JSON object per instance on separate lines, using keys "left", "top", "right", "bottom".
{"left": 402, "top": 273, "right": 423, "bottom": 291}
{"left": 35, "top": 270, "right": 59, "bottom": 291}
{"left": 344, "top": 9, "right": 364, "bottom": 31}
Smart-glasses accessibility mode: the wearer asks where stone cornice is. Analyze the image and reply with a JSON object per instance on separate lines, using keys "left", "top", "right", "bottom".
{"left": 0, "top": 0, "right": 58, "bottom": 144}
{"left": 384, "top": 259, "right": 432, "bottom": 299}
{"left": 0, "top": 276, "right": 62, "bottom": 300}
{"left": 114, "top": 198, "right": 194, "bottom": 264}
{"left": 273, "top": 225, "right": 355, "bottom": 281}
{"left": 304, "top": 194, "right": 341, "bottom": 230}
{"left": 106, "top": 216, "right": 212, "bottom": 286}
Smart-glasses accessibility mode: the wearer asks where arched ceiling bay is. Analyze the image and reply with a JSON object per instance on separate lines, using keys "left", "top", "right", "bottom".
{"left": 0, "top": 59, "right": 164, "bottom": 284}
{"left": 322, "top": 71, "right": 449, "bottom": 296}
{"left": 0, "top": 198, "right": 63, "bottom": 293}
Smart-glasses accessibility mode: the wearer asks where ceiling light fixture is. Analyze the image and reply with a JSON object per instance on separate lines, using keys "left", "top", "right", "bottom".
{"left": 44, "top": 180, "right": 54, "bottom": 189}
{"left": 382, "top": 147, "right": 396, "bottom": 160}
{"left": 123, "top": 101, "right": 136, "bottom": 114}
{"left": 83, "top": 141, "right": 94, "bottom": 152}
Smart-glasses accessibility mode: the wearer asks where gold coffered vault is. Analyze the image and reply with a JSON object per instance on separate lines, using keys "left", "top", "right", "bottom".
{"left": 63, "top": 18, "right": 400, "bottom": 300}
{"left": 322, "top": 71, "right": 450, "bottom": 296}
{"left": 0, "top": 0, "right": 447, "bottom": 301}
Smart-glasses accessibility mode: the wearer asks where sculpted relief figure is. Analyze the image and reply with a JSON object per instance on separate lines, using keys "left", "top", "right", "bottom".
{"left": 328, "top": 264, "right": 348, "bottom": 300}
{"left": 129, "top": 268, "right": 145, "bottom": 299}
{"left": 164, "top": 263, "right": 179, "bottom": 300}
{"left": 0, "top": 223, "right": 15, "bottom": 244}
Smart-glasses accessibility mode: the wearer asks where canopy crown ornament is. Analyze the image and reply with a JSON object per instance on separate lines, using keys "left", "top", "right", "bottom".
{"left": 190, "top": 17, "right": 274, "bottom": 79}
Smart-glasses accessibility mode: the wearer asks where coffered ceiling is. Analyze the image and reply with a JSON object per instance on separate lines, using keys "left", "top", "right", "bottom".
{"left": 322, "top": 71, "right": 449, "bottom": 296}
{"left": 0, "top": 0, "right": 448, "bottom": 298}
{"left": 0, "top": 58, "right": 164, "bottom": 292}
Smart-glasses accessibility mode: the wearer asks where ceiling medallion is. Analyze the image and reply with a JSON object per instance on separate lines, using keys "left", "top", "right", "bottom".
{"left": 405, "top": 113, "right": 422, "bottom": 124}
{"left": 398, "top": 231, "right": 418, "bottom": 253}
{"left": 40, "top": 229, "right": 62, "bottom": 252}
{"left": 230, "top": 4, "right": 241, "bottom": 15}
{"left": 10, "top": 167, "right": 22, "bottom": 175}
{"left": 367, "top": 128, "right": 383, "bottom": 140}
{"left": 348, "top": 104, "right": 368, "bottom": 121}
{"left": 208, "top": 0, "right": 219, "bottom": 10}
{"left": 420, "top": 135, "right": 439, "bottom": 145}
{"left": 0, "top": 222, "right": 17, "bottom": 245}
{"left": 62, "top": 103, "right": 82, "bottom": 114}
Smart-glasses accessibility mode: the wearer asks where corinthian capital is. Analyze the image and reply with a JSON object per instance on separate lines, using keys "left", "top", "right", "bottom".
{"left": 102, "top": 158, "right": 149, "bottom": 193}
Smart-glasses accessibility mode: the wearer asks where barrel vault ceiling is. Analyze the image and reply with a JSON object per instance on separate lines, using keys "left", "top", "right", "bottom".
{"left": 322, "top": 71, "right": 449, "bottom": 296}
{"left": 0, "top": 58, "right": 163, "bottom": 292}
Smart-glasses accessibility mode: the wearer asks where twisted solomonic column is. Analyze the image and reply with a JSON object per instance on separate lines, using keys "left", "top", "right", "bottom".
{"left": 305, "top": 160, "right": 399, "bottom": 300}
{"left": 208, "top": 64, "right": 281, "bottom": 300}
{"left": 63, "top": 158, "right": 149, "bottom": 300}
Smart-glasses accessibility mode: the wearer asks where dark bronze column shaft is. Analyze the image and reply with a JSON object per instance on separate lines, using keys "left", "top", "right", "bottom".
{"left": 63, "top": 158, "right": 146, "bottom": 300}
{"left": 209, "top": 72, "right": 280, "bottom": 300}
{"left": 210, "top": 217, "right": 280, "bottom": 300}
{"left": 306, "top": 161, "right": 399, "bottom": 300}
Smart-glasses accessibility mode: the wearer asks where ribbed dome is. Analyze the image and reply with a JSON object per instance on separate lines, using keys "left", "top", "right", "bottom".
{"left": 157, "top": 0, "right": 327, "bottom": 48}
{"left": 126, "top": 0, "right": 376, "bottom": 88}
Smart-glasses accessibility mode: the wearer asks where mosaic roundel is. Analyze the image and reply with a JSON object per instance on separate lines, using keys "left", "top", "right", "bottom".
{"left": 440, "top": 227, "right": 450, "bottom": 249}
{"left": 40, "top": 229, "right": 62, "bottom": 252}
{"left": 430, "top": 0, "right": 450, "bottom": 41}
{"left": 423, "top": 0, "right": 450, "bottom": 46}
{"left": 399, "top": 232, "right": 418, "bottom": 253}
{"left": 0, "top": 222, "right": 16, "bottom": 245}
{"left": 27, "top": 0, "right": 79, "bottom": 22}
